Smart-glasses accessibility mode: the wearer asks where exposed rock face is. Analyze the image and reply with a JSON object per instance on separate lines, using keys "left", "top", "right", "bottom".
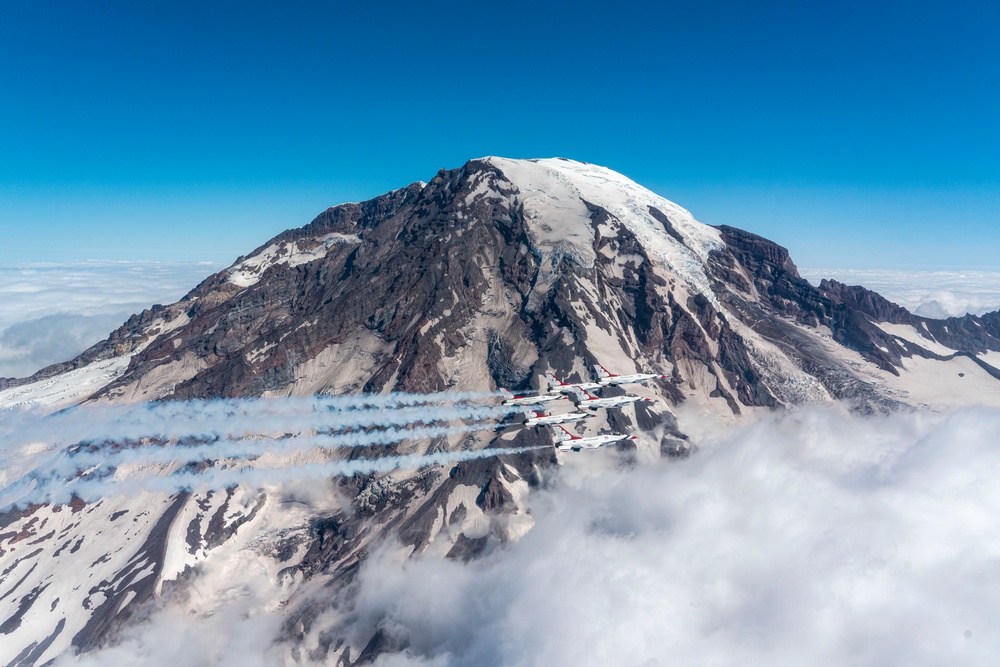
{"left": 818, "top": 279, "right": 914, "bottom": 325}
{"left": 2, "top": 157, "right": 1000, "bottom": 665}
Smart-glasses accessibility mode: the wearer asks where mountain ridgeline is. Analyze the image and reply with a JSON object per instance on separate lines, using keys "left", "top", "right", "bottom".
{"left": 2, "top": 157, "right": 999, "bottom": 665}
{"left": 21, "top": 159, "right": 1000, "bottom": 411}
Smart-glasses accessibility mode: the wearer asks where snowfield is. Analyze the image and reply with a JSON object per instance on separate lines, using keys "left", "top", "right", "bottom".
{"left": 487, "top": 157, "right": 725, "bottom": 310}
{"left": 0, "top": 355, "right": 133, "bottom": 413}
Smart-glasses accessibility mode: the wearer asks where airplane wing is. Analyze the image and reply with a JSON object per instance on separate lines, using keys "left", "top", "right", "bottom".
{"left": 559, "top": 440, "right": 607, "bottom": 451}
{"left": 574, "top": 441, "right": 604, "bottom": 450}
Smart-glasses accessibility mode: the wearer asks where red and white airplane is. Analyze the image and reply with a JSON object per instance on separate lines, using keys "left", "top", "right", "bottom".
{"left": 544, "top": 371, "right": 604, "bottom": 394}
{"left": 522, "top": 410, "right": 591, "bottom": 427}
{"left": 499, "top": 387, "right": 564, "bottom": 407}
{"left": 571, "top": 390, "right": 653, "bottom": 411}
{"left": 551, "top": 425, "right": 637, "bottom": 451}
{"left": 593, "top": 364, "right": 668, "bottom": 387}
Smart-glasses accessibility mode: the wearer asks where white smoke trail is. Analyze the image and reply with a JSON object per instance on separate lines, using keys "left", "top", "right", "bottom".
{"left": 0, "top": 394, "right": 523, "bottom": 492}
{"left": 99, "top": 445, "right": 549, "bottom": 496}
{"left": 18, "top": 444, "right": 549, "bottom": 506}
{"left": 0, "top": 391, "right": 507, "bottom": 453}
{"left": 40, "top": 421, "right": 501, "bottom": 484}
{"left": 58, "top": 401, "right": 516, "bottom": 446}
{"left": 0, "top": 391, "right": 547, "bottom": 507}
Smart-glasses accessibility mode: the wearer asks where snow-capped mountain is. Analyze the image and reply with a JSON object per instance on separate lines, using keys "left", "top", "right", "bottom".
{"left": 2, "top": 157, "right": 999, "bottom": 665}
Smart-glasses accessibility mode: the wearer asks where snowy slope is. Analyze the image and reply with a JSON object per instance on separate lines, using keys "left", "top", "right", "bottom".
{"left": 0, "top": 356, "right": 133, "bottom": 413}
{"left": 486, "top": 157, "right": 724, "bottom": 309}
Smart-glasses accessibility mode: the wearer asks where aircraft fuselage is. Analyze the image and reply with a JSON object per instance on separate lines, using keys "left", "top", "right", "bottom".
{"left": 576, "top": 394, "right": 651, "bottom": 410}
{"left": 502, "top": 393, "right": 563, "bottom": 407}
{"left": 598, "top": 373, "right": 665, "bottom": 386}
{"left": 524, "top": 411, "right": 591, "bottom": 427}
{"left": 556, "top": 432, "right": 636, "bottom": 451}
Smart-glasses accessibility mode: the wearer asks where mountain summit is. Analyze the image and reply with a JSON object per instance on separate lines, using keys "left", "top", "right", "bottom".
{"left": 2, "top": 157, "right": 1000, "bottom": 664}
{"left": 8, "top": 157, "right": 999, "bottom": 420}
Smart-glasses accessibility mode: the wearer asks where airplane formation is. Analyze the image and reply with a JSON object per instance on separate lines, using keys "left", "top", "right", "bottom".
{"left": 499, "top": 364, "right": 667, "bottom": 453}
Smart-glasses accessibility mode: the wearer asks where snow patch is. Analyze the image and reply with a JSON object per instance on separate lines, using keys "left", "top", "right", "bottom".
{"left": 885, "top": 356, "right": 1000, "bottom": 409}
{"left": 446, "top": 484, "right": 490, "bottom": 540}
{"left": 0, "top": 355, "right": 133, "bottom": 413}
{"left": 877, "top": 322, "right": 958, "bottom": 356}
{"left": 979, "top": 351, "right": 1000, "bottom": 370}
{"left": 228, "top": 233, "right": 361, "bottom": 288}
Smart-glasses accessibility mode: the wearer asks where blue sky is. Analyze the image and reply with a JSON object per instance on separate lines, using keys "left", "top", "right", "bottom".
{"left": 1, "top": 0, "right": 997, "bottom": 269}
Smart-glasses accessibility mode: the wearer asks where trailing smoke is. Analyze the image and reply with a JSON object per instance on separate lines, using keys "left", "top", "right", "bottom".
{"left": 67, "top": 445, "right": 548, "bottom": 501}
{"left": 0, "top": 391, "right": 505, "bottom": 452}
{"left": 0, "top": 391, "right": 540, "bottom": 508}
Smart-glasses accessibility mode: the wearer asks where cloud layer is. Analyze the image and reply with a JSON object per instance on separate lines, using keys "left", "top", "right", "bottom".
{"left": 52, "top": 406, "right": 1000, "bottom": 666}
{"left": 0, "top": 261, "right": 220, "bottom": 378}
{"left": 800, "top": 268, "right": 1000, "bottom": 318}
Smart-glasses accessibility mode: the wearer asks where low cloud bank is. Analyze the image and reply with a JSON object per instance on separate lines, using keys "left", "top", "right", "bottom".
{"left": 55, "top": 406, "right": 1000, "bottom": 666}
{"left": 0, "top": 313, "right": 135, "bottom": 380}
{"left": 800, "top": 268, "right": 1000, "bottom": 318}
{"left": 0, "top": 261, "right": 221, "bottom": 378}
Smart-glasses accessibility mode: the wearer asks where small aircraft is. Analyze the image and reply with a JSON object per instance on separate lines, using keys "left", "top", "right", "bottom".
{"left": 571, "top": 390, "right": 653, "bottom": 411}
{"left": 523, "top": 410, "right": 592, "bottom": 427}
{"left": 593, "top": 364, "right": 668, "bottom": 387}
{"left": 551, "top": 424, "right": 637, "bottom": 451}
{"left": 500, "top": 388, "right": 564, "bottom": 407}
{"left": 544, "top": 371, "right": 604, "bottom": 394}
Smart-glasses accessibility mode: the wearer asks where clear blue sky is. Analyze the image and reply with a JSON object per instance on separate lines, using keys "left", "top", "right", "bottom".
{"left": 1, "top": 0, "right": 997, "bottom": 269}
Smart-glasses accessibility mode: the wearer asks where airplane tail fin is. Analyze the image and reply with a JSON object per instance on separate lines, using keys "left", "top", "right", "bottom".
{"left": 551, "top": 424, "right": 575, "bottom": 442}
{"left": 499, "top": 387, "right": 513, "bottom": 399}
{"left": 544, "top": 371, "right": 564, "bottom": 390}
{"left": 592, "top": 364, "right": 614, "bottom": 379}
